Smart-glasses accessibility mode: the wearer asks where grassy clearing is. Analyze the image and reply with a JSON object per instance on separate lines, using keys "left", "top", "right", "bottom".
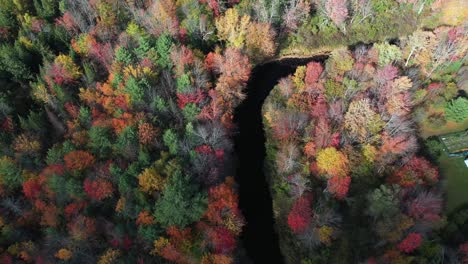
{"left": 420, "top": 117, "right": 468, "bottom": 213}
{"left": 437, "top": 151, "right": 468, "bottom": 213}
{"left": 420, "top": 118, "right": 468, "bottom": 139}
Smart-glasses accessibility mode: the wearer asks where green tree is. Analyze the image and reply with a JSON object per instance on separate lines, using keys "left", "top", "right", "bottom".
{"left": 154, "top": 173, "right": 207, "bottom": 228}
{"left": 34, "top": 0, "right": 58, "bottom": 20}
{"left": 46, "top": 144, "right": 64, "bottom": 164}
{"left": 115, "top": 46, "right": 133, "bottom": 65}
{"left": 156, "top": 33, "right": 173, "bottom": 68}
{"left": 78, "top": 106, "right": 91, "bottom": 126}
{"left": 374, "top": 42, "right": 402, "bottom": 66}
{"left": 115, "top": 126, "right": 138, "bottom": 158}
{"left": 163, "top": 129, "right": 178, "bottom": 155}
{"left": 176, "top": 73, "right": 191, "bottom": 93}
{"left": 327, "top": 48, "right": 354, "bottom": 76}
{"left": 445, "top": 97, "right": 468, "bottom": 123}
{"left": 125, "top": 77, "right": 145, "bottom": 105}
{"left": 0, "top": 156, "right": 22, "bottom": 190}
{"left": 0, "top": 43, "right": 33, "bottom": 80}
{"left": 182, "top": 103, "right": 199, "bottom": 122}
{"left": 367, "top": 184, "right": 400, "bottom": 219}
{"left": 88, "top": 126, "right": 113, "bottom": 157}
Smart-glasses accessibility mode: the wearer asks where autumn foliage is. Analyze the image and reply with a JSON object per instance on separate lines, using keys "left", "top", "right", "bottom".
{"left": 83, "top": 178, "right": 114, "bottom": 201}
{"left": 392, "top": 156, "right": 439, "bottom": 187}
{"left": 397, "top": 233, "right": 423, "bottom": 253}
{"left": 327, "top": 176, "right": 351, "bottom": 200}
{"left": 316, "top": 147, "right": 349, "bottom": 177}
{"left": 64, "top": 150, "right": 95, "bottom": 171}
{"left": 287, "top": 195, "right": 312, "bottom": 234}
{"left": 0, "top": 0, "right": 463, "bottom": 263}
{"left": 263, "top": 40, "right": 453, "bottom": 262}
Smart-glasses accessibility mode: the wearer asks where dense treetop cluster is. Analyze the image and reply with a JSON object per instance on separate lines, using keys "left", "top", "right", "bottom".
{"left": 264, "top": 27, "right": 467, "bottom": 263}
{"left": 0, "top": 0, "right": 466, "bottom": 263}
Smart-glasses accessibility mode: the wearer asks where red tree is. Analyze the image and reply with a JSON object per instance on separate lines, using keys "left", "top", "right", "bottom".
{"left": 311, "top": 94, "right": 328, "bottom": 119}
{"left": 287, "top": 195, "right": 312, "bottom": 234}
{"left": 83, "top": 178, "right": 114, "bottom": 201}
{"left": 271, "top": 113, "right": 305, "bottom": 141}
{"left": 305, "top": 62, "right": 323, "bottom": 85}
{"left": 379, "top": 133, "right": 417, "bottom": 158}
{"left": 375, "top": 64, "right": 399, "bottom": 84}
{"left": 55, "top": 12, "right": 78, "bottom": 34}
{"left": 64, "top": 201, "right": 87, "bottom": 218}
{"left": 327, "top": 175, "right": 351, "bottom": 200}
{"left": 397, "top": 233, "right": 423, "bottom": 253}
{"left": 171, "top": 45, "right": 194, "bottom": 75}
{"left": 408, "top": 191, "right": 442, "bottom": 222}
{"left": 458, "top": 243, "right": 468, "bottom": 264}
{"left": 325, "top": 0, "right": 349, "bottom": 27}
{"left": 330, "top": 132, "right": 341, "bottom": 148}
{"left": 205, "top": 180, "right": 241, "bottom": 225}
{"left": 392, "top": 156, "right": 439, "bottom": 187}
{"left": 208, "top": 226, "right": 236, "bottom": 254}
{"left": 22, "top": 178, "right": 42, "bottom": 200}
{"left": 159, "top": 244, "right": 185, "bottom": 263}
{"left": 40, "top": 164, "right": 65, "bottom": 177}
{"left": 199, "top": 90, "right": 224, "bottom": 121}
{"left": 205, "top": 52, "right": 217, "bottom": 71}
{"left": 176, "top": 90, "right": 205, "bottom": 109}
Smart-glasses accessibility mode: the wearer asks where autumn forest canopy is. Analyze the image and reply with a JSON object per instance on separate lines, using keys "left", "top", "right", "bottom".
{"left": 0, "top": 0, "right": 467, "bottom": 263}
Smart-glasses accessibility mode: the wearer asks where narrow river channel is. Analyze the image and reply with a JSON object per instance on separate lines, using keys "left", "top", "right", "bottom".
{"left": 233, "top": 56, "right": 327, "bottom": 264}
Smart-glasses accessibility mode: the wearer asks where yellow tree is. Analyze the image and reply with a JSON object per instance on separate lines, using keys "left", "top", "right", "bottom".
{"left": 55, "top": 249, "right": 73, "bottom": 261}
{"left": 215, "top": 8, "right": 251, "bottom": 48}
{"left": 292, "top": 66, "right": 306, "bottom": 91}
{"left": 316, "top": 147, "right": 349, "bottom": 177}
{"left": 245, "top": 22, "right": 276, "bottom": 62}
{"left": 138, "top": 167, "right": 165, "bottom": 193}
{"left": 438, "top": 0, "right": 468, "bottom": 26}
{"left": 97, "top": 249, "right": 121, "bottom": 264}
{"left": 344, "top": 98, "right": 384, "bottom": 143}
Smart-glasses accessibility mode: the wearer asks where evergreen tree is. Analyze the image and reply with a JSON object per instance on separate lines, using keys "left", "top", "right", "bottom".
{"left": 154, "top": 173, "right": 207, "bottom": 228}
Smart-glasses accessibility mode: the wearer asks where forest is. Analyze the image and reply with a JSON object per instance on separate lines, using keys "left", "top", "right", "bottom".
{"left": 0, "top": 0, "right": 466, "bottom": 263}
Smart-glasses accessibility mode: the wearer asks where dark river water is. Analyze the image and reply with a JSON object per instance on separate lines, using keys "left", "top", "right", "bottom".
{"left": 233, "top": 56, "right": 327, "bottom": 264}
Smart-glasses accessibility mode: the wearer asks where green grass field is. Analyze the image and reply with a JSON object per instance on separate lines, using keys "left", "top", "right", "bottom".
{"left": 437, "top": 152, "right": 468, "bottom": 213}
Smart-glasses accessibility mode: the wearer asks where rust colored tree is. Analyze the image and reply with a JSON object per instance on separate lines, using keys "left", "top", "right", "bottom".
{"left": 64, "top": 150, "right": 95, "bottom": 171}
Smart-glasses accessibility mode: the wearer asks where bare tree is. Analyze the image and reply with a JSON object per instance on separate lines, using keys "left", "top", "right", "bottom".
{"left": 297, "top": 228, "right": 321, "bottom": 249}
{"left": 191, "top": 59, "right": 210, "bottom": 90}
{"left": 45, "top": 107, "right": 66, "bottom": 136}
{"left": 253, "top": 0, "right": 282, "bottom": 24}
{"left": 282, "top": 0, "right": 311, "bottom": 32}
{"left": 350, "top": 0, "right": 373, "bottom": 25}
{"left": 276, "top": 143, "right": 301, "bottom": 174}
{"left": 193, "top": 121, "right": 232, "bottom": 150}
{"left": 428, "top": 29, "right": 467, "bottom": 77}
{"left": 64, "top": 0, "right": 97, "bottom": 33}
{"left": 402, "top": 30, "right": 434, "bottom": 66}
{"left": 287, "top": 173, "right": 310, "bottom": 198}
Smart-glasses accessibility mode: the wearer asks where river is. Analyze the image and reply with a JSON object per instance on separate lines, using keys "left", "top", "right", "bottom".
{"left": 233, "top": 56, "right": 327, "bottom": 264}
